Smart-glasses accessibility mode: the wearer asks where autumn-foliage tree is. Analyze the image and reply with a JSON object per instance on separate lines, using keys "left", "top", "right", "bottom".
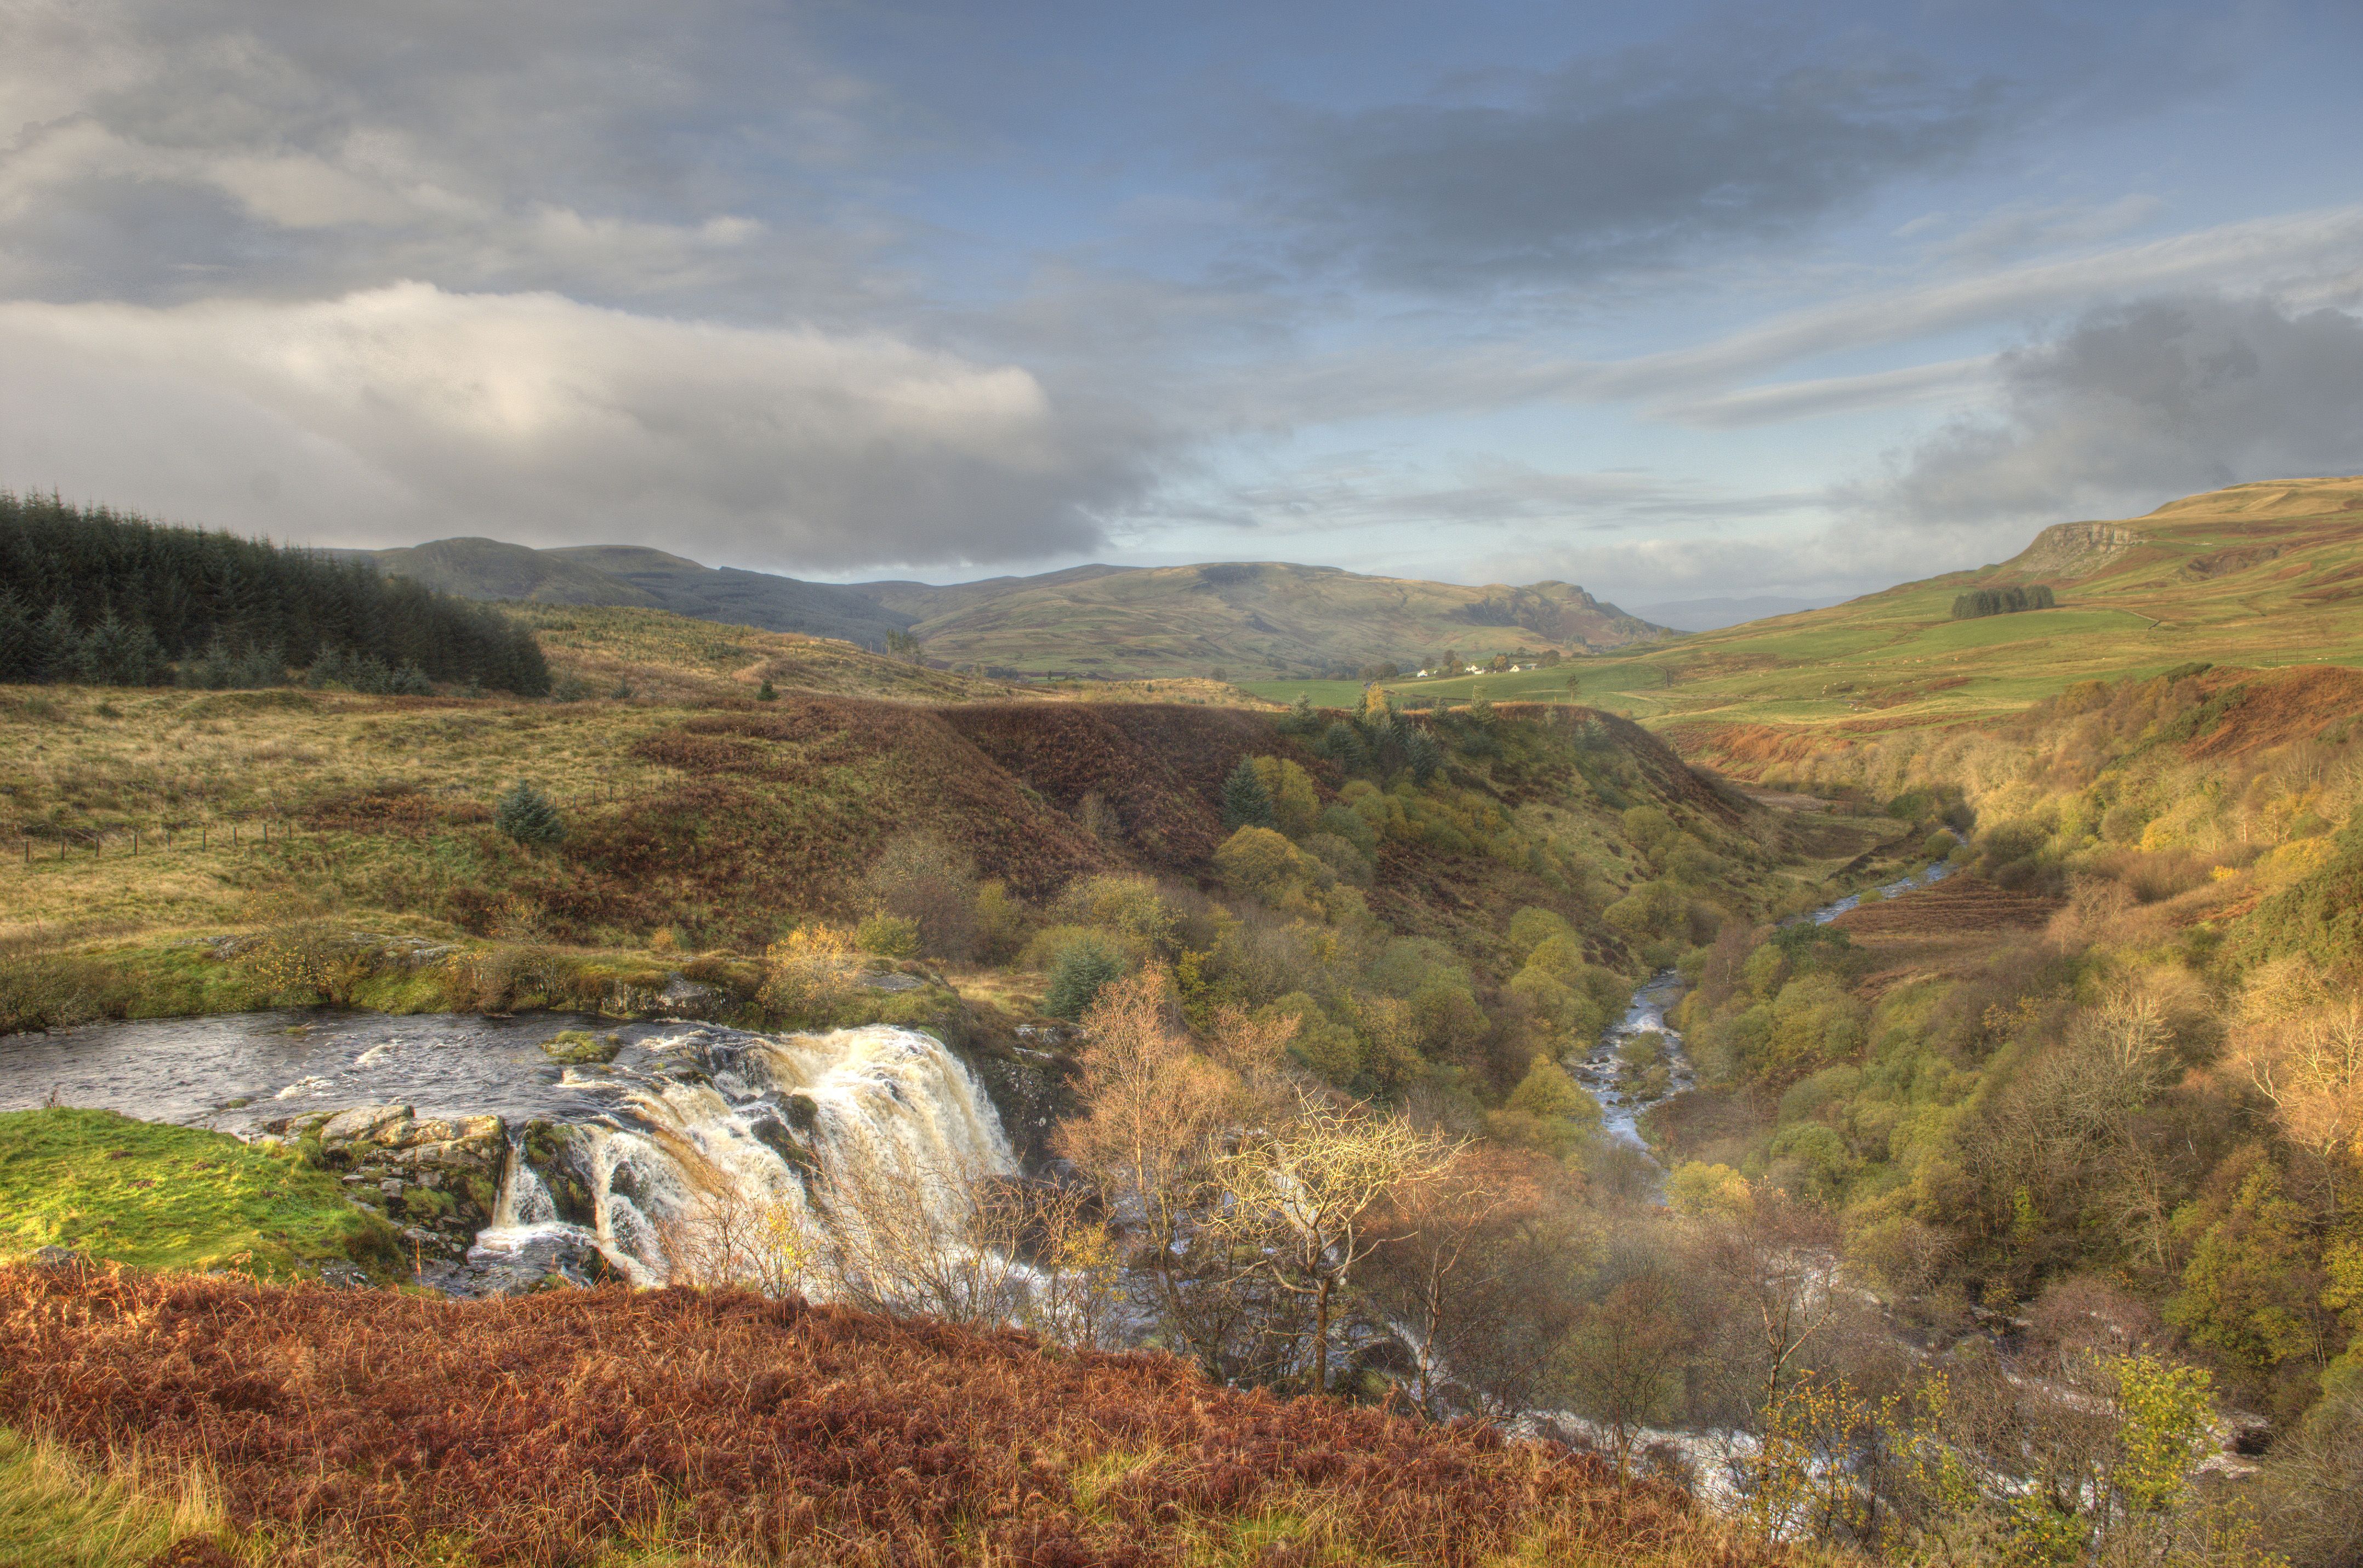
{"left": 1211, "top": 1096, "right": 1457, "bottom": 1393}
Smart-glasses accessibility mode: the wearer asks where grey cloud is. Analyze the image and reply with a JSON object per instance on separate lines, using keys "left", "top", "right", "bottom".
{"left": 1142, "top": 455, "right": 1818, "bottom": 565}
{"left": 1923, "top": 194, "right": 2167, "bottom": 268}
{"left": 1591, "top": 206, "right": 2363, "bottom": 400}
{"left": 0, "top": 0, "right": 895, "bottom": 312}
{"left": 1192, "top": 207, "right": 2363, "bottom": 436}
{"left": 1865, "top": 294, "right": 2363, "bottom": 529}
{"left": 0, "top": 285, "right": 1150, "bottom": 571}
{"left": 1263, "top": 30, "right": 2008, "bottom": 293}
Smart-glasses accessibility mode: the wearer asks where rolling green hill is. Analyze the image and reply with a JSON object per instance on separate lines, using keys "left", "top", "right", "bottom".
{"left": 362, "top": 538, "right": 917, "bottom": 647}
{"left": 1337, "top": 475, "right": 2363, "bottom": 731}
{"left": 360, "top": 538, "right": 1669, "bottom": 678}
{"left": 883, "top": 562, "right": 1666, "bottom": 677}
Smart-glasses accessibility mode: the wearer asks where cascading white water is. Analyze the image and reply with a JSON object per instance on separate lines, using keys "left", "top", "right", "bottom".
{"left": 491, "top": 1148, "right": 557, "bottom": 1228}
{"left": 471, "top": 1024, "right": 1017, "bottom": 1291}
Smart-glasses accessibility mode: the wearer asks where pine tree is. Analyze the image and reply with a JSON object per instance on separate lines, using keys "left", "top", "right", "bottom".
{"left": 1405, "top": 726, "right": 1443, "bottom": 785}
{"left": 495, "top": 782, "right": 566, "bottom": 847}
{"left": 1221, "top": 756, "right": 1276, "bottom": 830}
{"left": 0, "top": 590, "right": 30, "bottom": 682}
{"left": 0, "top": 491, "right": 553, "bottom": 693}
{"left": 34, "top": 604, "right": 82, "bottom": 682}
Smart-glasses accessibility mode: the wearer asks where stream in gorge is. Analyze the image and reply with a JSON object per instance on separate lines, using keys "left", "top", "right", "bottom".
{"left": 1, "top": 852, "right": 1954, "bottom": 1295}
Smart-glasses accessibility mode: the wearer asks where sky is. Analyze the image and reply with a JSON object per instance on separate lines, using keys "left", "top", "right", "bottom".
{"left": 2, "top": 0, "right": 2360, "bottom": 608}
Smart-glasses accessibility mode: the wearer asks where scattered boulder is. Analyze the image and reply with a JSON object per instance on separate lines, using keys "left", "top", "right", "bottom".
{"left": 540, "top": 1029, "right": 623, "bottom": 1065}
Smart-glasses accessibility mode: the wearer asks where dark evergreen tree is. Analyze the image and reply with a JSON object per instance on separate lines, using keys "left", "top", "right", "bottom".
{"left": 1404, "top": 726, "right": 1444, "bottom": 786}
{"left": 495, "top": 782, "right": 566, "bottom": 847}
{"left": 1317, "top": 719, "right": 1368, "bottom": 771}
{"left": 1221, "top": 756, "right": 1276, "bottom": 830}
{"left": 33, "top": 603, "right": 82, "bottom": 682}
{"left": 1950, "top": 584, "right": 2056, "bottom": 620}
{"left": 0, "top": 491, "right": 550, "bottom": 693}
{"left": 1043, "top": 935, "right": 1126, "bottom": 1020}
{"left": 0, "top": 590, "right": 30, "bottom": 682}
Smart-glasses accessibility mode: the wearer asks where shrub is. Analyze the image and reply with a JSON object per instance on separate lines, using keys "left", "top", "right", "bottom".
{"left": 1212, "top": 825, "right": 1325, "bottom": 906}
{"left": 1051, "top": 874, "right": 1175, "bottom": 950}
{"left": 863, "top": 831, "right": 980, "bottom": 959}
{"left": 1249, "top": 755, "right": 1320, "bottom": 836}
{"left": 1043, "top": 934, "right": 1128, "bottom": 1019}
{"left": 759, "top": 925, "right": 861, "bottom": 1023}
{"left": 494, "top": 782, "right": 565, "bottom": 847}
{"left": 972, "top": 880, "right": 1030, "bottom": 964}
{"left": 855, "top": 913, "right": 921, "bottom": 959}
{"left": 238, "top": 922, "right": 372, "bottom": 1007}
{"left": 1302, "top": 831, "right": 1373, "bottom": 886}
{"left": 1508, "top": 906, "right": 1576, "bottom": 960}
{"left": 1317, "top": 802, "right": 1376, "bottom": 856}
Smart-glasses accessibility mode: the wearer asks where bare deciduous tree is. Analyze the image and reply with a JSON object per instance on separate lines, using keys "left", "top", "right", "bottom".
{"left": 1210, "top": 1096, "right": 1459, "bottom": 1394}
{"left": 1550, "top": 1270, "right": 1696, "bottom": 1476}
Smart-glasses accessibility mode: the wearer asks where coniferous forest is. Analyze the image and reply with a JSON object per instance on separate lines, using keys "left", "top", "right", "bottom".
{"left": 0, "top": 492, "right": 549, "bottom": 694}
{"left": 1948, "top": 583, "right": 2055, "bottom": 619}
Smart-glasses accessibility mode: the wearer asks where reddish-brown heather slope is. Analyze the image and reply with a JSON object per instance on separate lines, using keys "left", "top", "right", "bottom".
{"left": 0, "top": 1264, "right": 1772, "bottom": 1568}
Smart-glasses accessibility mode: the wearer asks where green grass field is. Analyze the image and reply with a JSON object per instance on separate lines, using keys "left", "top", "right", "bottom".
{"left": 1431, "top": 478, "right": 2363, "bottom": 732}
{"left": 0, "top": 1109, "right": 396, "bottom": 1278}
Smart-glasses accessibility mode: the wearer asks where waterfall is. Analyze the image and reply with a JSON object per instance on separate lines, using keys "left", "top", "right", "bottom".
{"left": 490, "top": 1147, "right": 557, "bottom": 1228}
{"left": 498, "top": 1024, "right": 1019, "bottom": 1293}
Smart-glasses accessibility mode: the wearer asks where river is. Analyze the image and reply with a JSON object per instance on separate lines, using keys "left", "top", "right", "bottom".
{"left": 2, "top": 851, "right": 1951, "bottom": 1287}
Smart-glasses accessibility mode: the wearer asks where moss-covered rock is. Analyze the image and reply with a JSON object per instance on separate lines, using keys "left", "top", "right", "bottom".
{"left": 540, "top": 1028, "right": 623, "bottom": 1065}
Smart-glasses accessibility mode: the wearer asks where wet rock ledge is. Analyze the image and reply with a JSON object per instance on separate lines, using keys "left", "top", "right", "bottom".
{"left": 273, "top": 1103, "right": 505, "bottom": 1263}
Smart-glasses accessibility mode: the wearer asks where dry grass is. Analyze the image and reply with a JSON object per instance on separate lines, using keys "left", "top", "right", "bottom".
{"left": 511, "top": 603, "right": 1025, "bottom": 705}
{"left": 0, "top": 1264, "right": 1782, "bottom": 1568}
{"left": 0, "top": 1426, "right": 232, "bottom": 1568}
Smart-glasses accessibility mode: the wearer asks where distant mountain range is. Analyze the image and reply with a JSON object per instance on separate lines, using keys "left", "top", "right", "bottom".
{"left": 345, "top": 539, "right": 1671, "bottom": 677}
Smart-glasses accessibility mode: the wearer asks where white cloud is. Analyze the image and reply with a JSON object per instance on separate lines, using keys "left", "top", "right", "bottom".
{"left": 1653, "top": 356, "right": 1998, "bottom": 429}
{"left": 0, "top": 283, "right": 1147, "bottom": 568}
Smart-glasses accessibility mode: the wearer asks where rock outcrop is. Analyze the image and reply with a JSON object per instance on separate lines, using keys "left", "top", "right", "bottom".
{"left": 276, "top": 1104, "right": 506, "bottom": 1261}
{"left": 2009, "top": 521, "right": 2145, "bottom": 579}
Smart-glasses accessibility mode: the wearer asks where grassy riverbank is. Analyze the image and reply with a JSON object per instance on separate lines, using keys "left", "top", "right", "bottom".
{"left": 0, "top": 1109, "right": 396, "bottom": 1278}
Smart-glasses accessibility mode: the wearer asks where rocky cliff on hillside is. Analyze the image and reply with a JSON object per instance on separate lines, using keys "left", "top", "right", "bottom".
{"left": 2009, "top": 521, "right": 2146, "bottom": 579}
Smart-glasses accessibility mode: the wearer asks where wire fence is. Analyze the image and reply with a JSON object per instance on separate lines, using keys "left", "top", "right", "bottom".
{"left": 9, "top": 781, "right": 654, "bottom": 870}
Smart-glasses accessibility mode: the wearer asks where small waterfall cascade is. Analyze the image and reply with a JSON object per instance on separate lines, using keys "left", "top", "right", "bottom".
{"left": 472, "top": 1024, "right": 1018, "bottom": 1291}
{"left": 490, "top": 1147, "right": 557, "bottom": 1228}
